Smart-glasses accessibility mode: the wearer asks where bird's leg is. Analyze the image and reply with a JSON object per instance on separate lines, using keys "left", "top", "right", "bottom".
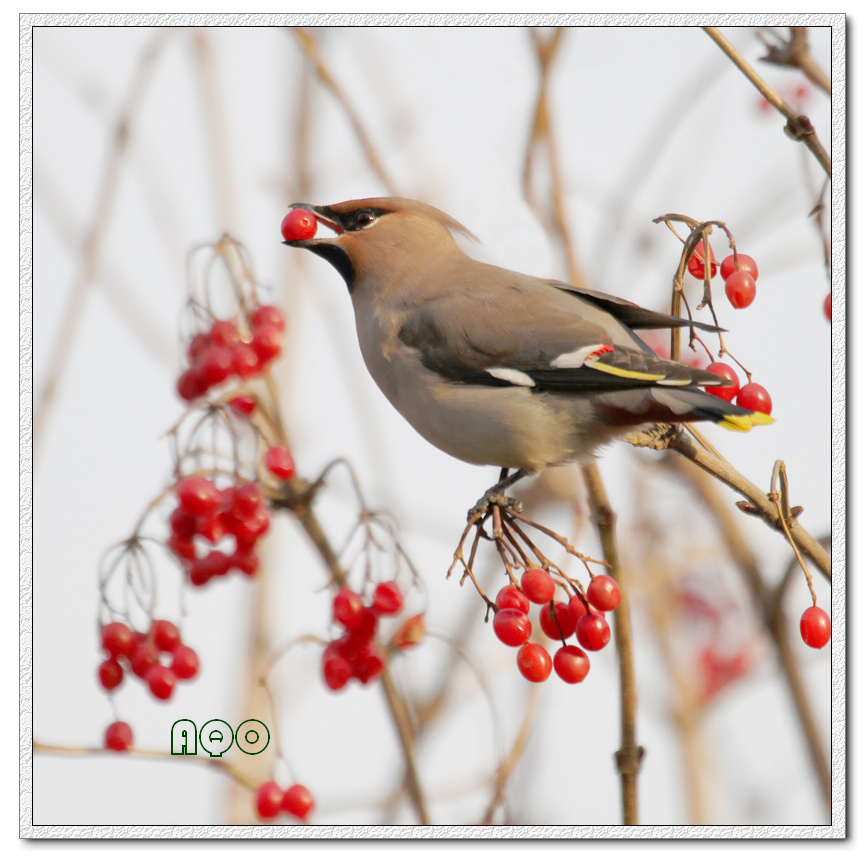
{"left": 467, "top": 468, "right": 529, "bottom": 521}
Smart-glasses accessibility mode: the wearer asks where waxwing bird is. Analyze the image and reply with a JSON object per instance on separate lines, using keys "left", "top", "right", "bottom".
{"left": 282, "top": 197, "right": 772, "bottom": 513}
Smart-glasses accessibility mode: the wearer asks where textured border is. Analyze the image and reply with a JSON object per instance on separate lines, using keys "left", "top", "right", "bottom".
{"left": 20, "top": 11, "right": 846, "bottom": 841}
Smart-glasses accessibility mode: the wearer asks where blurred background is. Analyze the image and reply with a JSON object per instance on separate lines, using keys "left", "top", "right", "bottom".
{"left": 28, "top": 22, "right": 838, "bottom": 830}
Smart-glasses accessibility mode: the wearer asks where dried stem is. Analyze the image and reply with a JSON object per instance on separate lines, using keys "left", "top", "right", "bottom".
{"left": 658, "top": 453, "right": 831, "bottom": 816}
{"left": 33, "top": 741, "right": 259, "bottom": 790}
{"left": 482, "top": 679, "right": 544, "bottom": 824}
{"left": 34, "top": 32, "right": 169, "bottom": 449}
{"left": 703, "top": 27, "right": 830, "bottom": 177}
{"left": 630, "top": 424, "right": 831, "bottom": 580}
{"left": 757, "top": 27, "right": 831, "bottom": 95}
{"left": 290, "top": 27, "right": 397, "bottom": 195}
{"left": 523, "top": 27, "right": 585, "bottom": 287}
{"left": 582, "top": 461, "right": 642, "bottom": 826}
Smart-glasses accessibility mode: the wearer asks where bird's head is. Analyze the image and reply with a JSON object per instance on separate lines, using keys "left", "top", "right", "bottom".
{"left": 282, "top": 197, "right": 477, "bottom": 291}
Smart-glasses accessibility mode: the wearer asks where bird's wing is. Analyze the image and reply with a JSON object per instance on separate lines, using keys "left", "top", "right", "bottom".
{"left": 396, "top": 284, "right": 727, "bottom": 394}
{"left": 547, "top": 280, "right": 724, "bottom": 333}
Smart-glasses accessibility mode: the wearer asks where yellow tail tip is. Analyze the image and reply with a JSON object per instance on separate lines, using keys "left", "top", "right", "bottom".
{"left": 719, "top": 411, "right": 775, "bottom": 432}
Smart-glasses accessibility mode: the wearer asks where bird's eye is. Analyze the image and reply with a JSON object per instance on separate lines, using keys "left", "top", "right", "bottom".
{"left": 354, "top": 210, "right": 376, "bottom": 228}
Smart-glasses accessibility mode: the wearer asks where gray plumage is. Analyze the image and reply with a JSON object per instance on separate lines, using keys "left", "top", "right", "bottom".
{"left": 283, "top": 197, "right": 772, "bottom": 477}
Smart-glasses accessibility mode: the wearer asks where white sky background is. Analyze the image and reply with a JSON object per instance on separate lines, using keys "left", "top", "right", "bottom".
{"left": 19, "top": 17, "right": 848, "bottom": 839}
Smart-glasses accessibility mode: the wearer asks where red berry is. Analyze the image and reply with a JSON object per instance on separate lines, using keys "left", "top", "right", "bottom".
{"left": 372, "top": 581, "right": 403, "bottom": 616}
{"left": 198, "top": 346, "right": 234, "bottom": 387}
{"left": 687, "top": 240, "right": 717, "bottom": 280}
{"left": 576, "top": 613, "right": 611, "bottom": 652}
{"left": 824, "top": 293, "right": 831, "bottom": 321}
{"left": 264, "top": 445, "right": 295, "bottom": 480}
{"left": 720, "top": 253, "right": 759, "bottom": 282}
{"left": 251, "top": 325, "right": 282, "bottom": 365}
{"left": 168, "top": 534, "right": 197, "bottom": 561}
{"left": 196, "top": 514, "right": 226, "bottom": 544}
{"left": 333, "top": 588, "right": 364, "bottom": 630}
{"left": 188, "top": 558, "right": 213, "bottom": 587}
{"left": 130, "top": 642, "right": 158, "bottom": 678}
{"left": 281, "top": 209, "right": 317, "bottom": 243}
{"left": 495, "top": 585, "right": 530, "bottom": 614}
{"left": 736, "top": 382, "right": 772, "bottom": 414}
{"left": 230, "top": 547, "right": 260, "bottom": 577}
{"left": 98, "top": 658, "right": 124, "bottom": 691}
{"left": 345, "top": 606, "right": 378, "bottom": 643}
{"left": 705, "top": 362, "right": 740, "bottom": 402}
{"left": 171, "top": 644, "right": 200, "bottom": 679}
{"left": 152, "top": 619, "right": 181, "bottom": 652}
{"left": 255, "top": 780, "right": 284, "bottom": 820}
{"left": 101, "top": 622, "right": 136, "bottom": 658}
{"left": 232, "top": 507, "right": 270, "bottom": 545}
{"left": 209, "top": 320, "right": 241, "bottom": 350}
{"left": 252, "top": 305, "right": 287, "bottom": 333}
{"left": 554, "top": 646, "right": 590, "bottom": 683}
{"left": 800, "top": 606, "right": 831, "bottom": 649}
{"left": 228, "top": 482, "right": 262, "bottom": 519}
{"left": 282, "top": 784, "right": 314, "bottom": 820}
{"left": 177, "top": 368, "right": 207, "bottom": 402}
{"left": 353, "top": 646, "right": 386, "bottom": 684}
{"left": 567, "top": 594, "right": 588, "bottom": 621}
{"left": 492, "top": 609, "right": 532, "bottom": 647}
{"left": 228, "top": 394, "right": 256, "bottom": 416}
{"left": 187, "top": 332, "right": 211, "bottom": 364}
{"left": 147, "top": 665, "right": 177, "bottom": 700}
{"left": 539, "top": 602, "right": 576, "bottom": 640}
{"left": 725, "top": 271, "right": 757, "bottom": 309}
{"left": 516, "top": 643, "right": 552, "bottom": 682}
{"left": 520, "top": 568, "right": 556, "bottom": 605}
{"left": 104, "top": 721, "right": 133, "bottom": 752}
{"left": 176, "top": 477, "right": 221, "bottom": 517}
{"left": 169, "top": 507, "right": 197, "bottom": 538}
{"left": 586, "top": 575, "right": 622, "bottom": 612}
{"left": 322, "top": 643, "right": 353, "bottom": 691}
{"left": 231, "top": 343, "right": 262, "bottom": 379}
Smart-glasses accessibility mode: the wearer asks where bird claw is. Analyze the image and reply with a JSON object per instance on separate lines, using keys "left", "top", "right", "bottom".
{"left": 467, "top": 493, "right": 523, "bottom": 522}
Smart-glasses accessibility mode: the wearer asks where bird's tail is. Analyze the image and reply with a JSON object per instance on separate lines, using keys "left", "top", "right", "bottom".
{"left": 598, "top": 386, "right": 774, "bottom": 431}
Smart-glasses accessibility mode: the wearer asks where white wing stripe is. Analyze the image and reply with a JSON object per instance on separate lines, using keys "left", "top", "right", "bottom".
{"left": 487, "top": 367, "right": 536, "bottom": 387}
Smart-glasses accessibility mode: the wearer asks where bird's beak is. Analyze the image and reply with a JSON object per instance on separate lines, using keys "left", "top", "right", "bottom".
{"left": 282, "top": 203, "right": 344, "bottom": 247}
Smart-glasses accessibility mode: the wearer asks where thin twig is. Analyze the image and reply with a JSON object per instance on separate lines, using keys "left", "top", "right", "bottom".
{"left": 629, "top": 424, "right": 831, "bottom": 580}
{"left": 33, "top": 741, "right": 259, "bottom": 790}
{"left": 290, "top": 27, "right": 398, "bottom": 194}
{"left": 34, "top": 32, "right": 169, "bottom": 449}
{"left": 757, "top": 27, "right": 831, "bottom": 95}
{"left": 523, "top": 28, "right": 584, "bottom": 287}
{"left": 582, "top": 461, "right": 642, "bottom": 826}
{"left": 658, "top": 453, "right": 831, "bottom": 815}
{"left": 703, "top": 27, "right": 830, "bottom": 177}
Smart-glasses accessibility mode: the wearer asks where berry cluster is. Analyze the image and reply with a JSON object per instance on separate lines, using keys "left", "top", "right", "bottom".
{"left": 98, "top": 619, "right": 199, "bottom": 701}
{"left": 800, "top": 605, "right": 831, "bottom": 649}
{"left": 255, "top": 780, "right": 315, "bottom": 822}
{"left": 176, "top": 306, "right": 286, "bottom": 403}
{"left": 688, "top": 242, "right": 760, "bottom": 310}
{"left": 492, "top": 570, "right": 621, "bottom": 684}
{"left": 704, "top": 362, "right": 773, "bottom": 415}
{"left": 168, "top": 476, "right": 271, "bottom": 586}
{"left": 321, "top": 583, "right": 405, "bottom": 690}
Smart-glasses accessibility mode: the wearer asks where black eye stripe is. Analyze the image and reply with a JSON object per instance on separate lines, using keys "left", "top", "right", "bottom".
{"left": 344, "top": 207, "right": 388, "bottom": 231}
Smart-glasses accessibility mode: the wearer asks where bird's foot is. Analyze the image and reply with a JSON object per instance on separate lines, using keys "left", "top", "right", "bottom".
{"left": 467, "top": 492, "right": 523, "bottom": 523}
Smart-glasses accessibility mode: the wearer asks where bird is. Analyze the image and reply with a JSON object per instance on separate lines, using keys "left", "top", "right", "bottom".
{"left": 282, "top": 197, "right": 772, "bottom": 515}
